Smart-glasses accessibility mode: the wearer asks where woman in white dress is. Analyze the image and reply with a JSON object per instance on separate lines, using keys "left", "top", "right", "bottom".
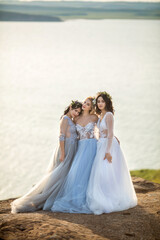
{"left": 87, "top": 92, "right": 137, "bottom": 215}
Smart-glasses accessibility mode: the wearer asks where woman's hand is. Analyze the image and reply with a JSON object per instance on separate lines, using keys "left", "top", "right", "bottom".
{"left": 104, "top": 153, "right": 112, "bottom": 163}
{"left": 60, "top": 153, "right": 65, "bottom": 162}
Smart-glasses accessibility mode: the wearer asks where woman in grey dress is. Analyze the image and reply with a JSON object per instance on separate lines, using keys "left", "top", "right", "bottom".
{"left": 11, "top": 101, "right": 82, "bottom": 213}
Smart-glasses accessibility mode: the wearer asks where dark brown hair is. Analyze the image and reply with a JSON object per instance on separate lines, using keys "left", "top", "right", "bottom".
{"left": 61, "top": 100, "right": 82, "bottom": 118}
{"left": 95, "top": 92, "right": 115, "bottom": 115}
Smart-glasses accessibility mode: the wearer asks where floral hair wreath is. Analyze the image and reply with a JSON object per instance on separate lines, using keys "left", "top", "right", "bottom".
{"left": 71, "top": 100, "right": 81, "bottom": 107}
{"left": 92, "top": 97, "right": 96, "bottom": 105}
{"left": 97, "top": 91, "right": 112, "bottom": 101}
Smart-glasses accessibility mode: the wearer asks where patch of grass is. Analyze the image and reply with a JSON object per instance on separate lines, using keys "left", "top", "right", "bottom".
{"left": 130, "top": 169, "right": 160, "bottom": 184}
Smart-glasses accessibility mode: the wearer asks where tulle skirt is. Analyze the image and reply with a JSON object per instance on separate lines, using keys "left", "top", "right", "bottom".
{"left": 11, "top": 138, "right": 77, "bottom": 213}
{"left": 51, "top": 138, "right": 97, "bottom": 213}
{"left": 87, "top": 137, "right": 137, "bottom": 215}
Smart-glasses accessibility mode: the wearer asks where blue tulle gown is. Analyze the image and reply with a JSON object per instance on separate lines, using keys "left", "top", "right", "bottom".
{"left": 51, "top": 122, "right": 97, "bottom": 213}
{"left": 11, "top": 115, "right": 78, "bottom": 213}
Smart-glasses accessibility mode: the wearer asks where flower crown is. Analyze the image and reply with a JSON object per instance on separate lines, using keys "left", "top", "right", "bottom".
{"left": 92, "top": 97, "right": 96, "bottom": 105}
{"left": 97, "top": 91, "right": 112, "bottom": 101}
{"left": 71, "top": 100, "right": 81, "bottom": 107}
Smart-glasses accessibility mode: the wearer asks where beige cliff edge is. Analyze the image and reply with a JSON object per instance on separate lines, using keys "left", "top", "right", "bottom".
{"left": 0, "top": 177, "right": 160, "bottom": 240}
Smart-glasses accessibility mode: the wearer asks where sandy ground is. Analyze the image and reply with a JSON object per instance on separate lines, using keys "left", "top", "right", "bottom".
{"left": 0, "top": 177, "right": 160, "bottom": 240}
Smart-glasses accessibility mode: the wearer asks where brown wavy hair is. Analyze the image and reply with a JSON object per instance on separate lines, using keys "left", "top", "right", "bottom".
{"left": 95, "top": 92, "right": 115, "bottom": 115}
{"left": 61, "top": 100, "right": 82, "bottom": 119}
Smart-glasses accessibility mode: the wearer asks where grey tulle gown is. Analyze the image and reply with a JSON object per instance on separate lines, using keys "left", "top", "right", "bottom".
{"left": 11, "top": 115, "right": 78, "bottom": 213}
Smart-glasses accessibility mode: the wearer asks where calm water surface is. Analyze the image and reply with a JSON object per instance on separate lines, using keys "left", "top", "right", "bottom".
{"left": 0, "top": 20, "right": 160, "bottom": 200}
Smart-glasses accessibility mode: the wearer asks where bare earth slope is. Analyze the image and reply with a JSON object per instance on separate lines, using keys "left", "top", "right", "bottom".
{"left": 0, "top": 177, "right": 160, "bottom": 240}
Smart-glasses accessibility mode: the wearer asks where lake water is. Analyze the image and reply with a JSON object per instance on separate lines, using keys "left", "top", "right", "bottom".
{"left": 0, "top": 20, "right": 160, "bottom": 200}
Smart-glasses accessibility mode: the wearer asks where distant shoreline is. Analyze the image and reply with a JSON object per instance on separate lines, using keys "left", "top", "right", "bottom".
{"left": 0, "top": 1, "right": 160, "bottom": 21}
{"left": 0, "top": 11, "right": 62, "bottom": 22}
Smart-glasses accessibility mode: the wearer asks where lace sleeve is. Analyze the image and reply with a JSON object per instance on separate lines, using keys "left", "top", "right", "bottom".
{"left": 59, "top": 116, "right": 68, "bottom": 141}
{"left": 105, "top": 112, "right": 114, "bottom": 153}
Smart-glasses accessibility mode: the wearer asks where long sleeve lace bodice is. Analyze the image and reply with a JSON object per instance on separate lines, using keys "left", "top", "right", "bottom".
{"left": 59, "top": 115, "right": 77, "bottom": 142}
{"left": 76, "top": 122, "right": 96, "bottom": 140}
{"left": 97, "top": 112, "right": 114, "bottom": 153}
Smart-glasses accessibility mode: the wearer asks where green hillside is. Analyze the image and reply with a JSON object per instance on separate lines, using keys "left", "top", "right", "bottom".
{"left": 130, "top": 169, "right": 160, "bottom": 184}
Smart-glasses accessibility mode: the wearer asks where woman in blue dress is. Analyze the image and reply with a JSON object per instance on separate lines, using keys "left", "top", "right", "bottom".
{"left": 11, "top": 101, "right": 82, "bottom": 213}
{"left": 51, "top": 97, "right": 98, "bottom": 213}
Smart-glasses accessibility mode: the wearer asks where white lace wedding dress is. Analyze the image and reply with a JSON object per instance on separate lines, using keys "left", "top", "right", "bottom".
{"left": 87, "top": 112, "right": 137, "bottom": 215}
